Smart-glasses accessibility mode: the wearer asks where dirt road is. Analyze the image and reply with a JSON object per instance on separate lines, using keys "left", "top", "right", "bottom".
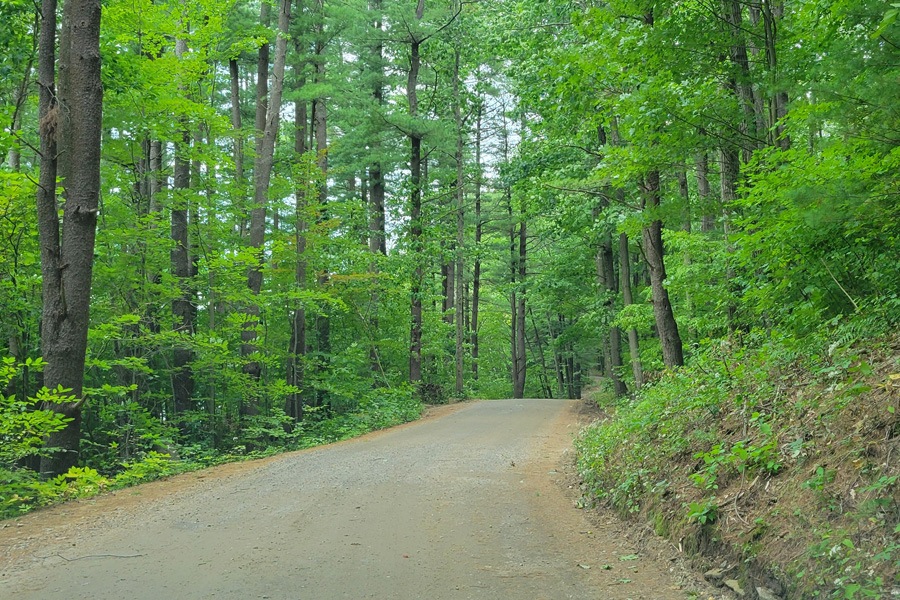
{"left": 1, "top": 399, "right": 718, "bottom": 599}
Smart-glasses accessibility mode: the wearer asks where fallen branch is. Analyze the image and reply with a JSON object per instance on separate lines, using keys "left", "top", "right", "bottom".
{"left": 37, "top": 552, "right": 145, "bottom": 562}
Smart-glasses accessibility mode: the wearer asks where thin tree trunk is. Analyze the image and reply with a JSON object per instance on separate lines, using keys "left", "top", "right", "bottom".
{"left": 619, "top": 233, "right": 643, "bottom": 389}
{"left": 286, "top": 91, "right": 307, "bottom": 421}
{"left": 313, "top": 0, "right": 329, "bottom": 404}
{"left": 172, "top": 37, "right": 194, "bottom": 416}
{"left": 369, "top": 0, "right": 387, "bottom": 256}
{"left": 696, "top": 149, "right": 715, "bottom": 233}
{"left": 229, "top": 58, "right": 246, "bottom": 236}
{"left": 471, "top": 101, "right": 483, "bottom": 381}
{"left": 678, "top": 168, "right": 694, "bottom": 336}
{"left": 761, "top": 0, "right": 790, "bottom": 150}
{"left": 508, "top": 194, "right": 518, "bottom": 395}
{"left": 367, "top": 5, "right": 386, "bottom": 378}
{"left": 241, "top": 1, "right": 271, "bottom": 392}
{"left": 640, "top": 172, "right": 684, "bottom": 368}
{"left": 528, "top": 307, "right": 553, "bottom": 398}
{"left": 452, "top": 49, "right": 465, "bottom": 397}
{"left": 548, "top": 313, "right": 564, "bottom": 397}
{"left": 442, "top": 247, "right": 455, "bottom": 324}
{"left": 565, "top": 341, "right": 575, "bottom": 400}
{"left": 367, "top": 6, "right": 386, "bottom": 377}
{"left": 514, "top": 220, "right": 527, "bottom": 398}
{"left": 599, "top": 232, "right": 627, "bottom": 396}
{"left": 5, "top": 26, "right": 34, "bottom": 171}
{"left": 720, "top": 145, "right": 741, "bottom": 330}
{"left": 722, "top": 0, "right": 766, "bottom": 156}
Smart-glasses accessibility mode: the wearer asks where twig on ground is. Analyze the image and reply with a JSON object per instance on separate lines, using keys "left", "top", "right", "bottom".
{"left": 36, "top": 552, "right": 145, "bottom": 562}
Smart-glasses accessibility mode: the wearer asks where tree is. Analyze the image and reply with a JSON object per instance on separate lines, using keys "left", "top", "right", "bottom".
{"left": 36, "top": 0, "right": 104, "bottom": 477}
{"left": 243, "top": 0, "right": 293, "bottom": 401}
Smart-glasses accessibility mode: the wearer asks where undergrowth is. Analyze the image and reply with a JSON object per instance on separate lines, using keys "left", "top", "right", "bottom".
{"left": 576, "top": 313, "right": 900, "bottom": 599}
{"left": 0, "top": 382, "right": 422, "bottom": 520}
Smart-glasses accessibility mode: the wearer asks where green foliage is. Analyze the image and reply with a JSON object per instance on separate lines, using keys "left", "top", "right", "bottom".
{"left": 0, "top": 358, "right": 71, "bottom": 465}
{"left": 577, "top": 310, "right": 900, "bottom": 596}
{"left": 685, "top": 498, "right": 718, "bottom": 525}
{"left": 0, "top": 376, "right": 422, "bottom": 519}
{"left": 114, "top": 452, "right": 184, "bottom": 487}
{"left": 0, "top": 466, "right": 111, "bottom": 518}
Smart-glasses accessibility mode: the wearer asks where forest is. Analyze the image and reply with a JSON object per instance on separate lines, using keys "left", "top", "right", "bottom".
{"left": 1, "top": 0, "right": 900, "bottom": 595}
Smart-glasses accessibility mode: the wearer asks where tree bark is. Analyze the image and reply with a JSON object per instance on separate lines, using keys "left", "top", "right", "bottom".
{"left": 5, "top": 27, "right": 34, "bottom": 171}
{"left": 678, "top": 168, "right": 694, "bottom": 334}
{"left": 313, "top": 0, "right": 330, "bottom": 404}
{"left": 471, "top": 102, "right": 482, "bottom": 381}
{"left": 528, "top": 307, "right": 552, "bottom": 398}
{"left": 369, "top": 0, "right": 387, "bottom": 255}
{"left": 760, "top": 0, "right": 790, "bottom": 150}
{"left": 508, "top": 194, "right": 518, "bottom": 395}
{"left": 229, "top": 58, "right": 246, "bottom": 236}
{"left": 407, "top": 0, "right": 425, "bottom": 385}
{"left": 720, "top": 145, "right": 741, "bottom": 329}
{"left": 514, "top": 220, "right": 527, "bottom": 398}
{"left": 172, "top": 37, "right": 194, "bottom": 416}
{"left": 722, "top": 0, "right": 766, "bottom": 157}
{"left": 696, "top": 149, "right": 715, "bottom": 233}
{"left": 286, "top": 90, "right": 308, "bottom": 421}
{"left": 243, "top": 0, "right": 292, "bottom": 396}
{"left": 598, "top": 232, "right": 627, "bottom": 396}
{"left": 547, "top": 313, "right": 564, "bottom": 397}
{"left": 640, "top": 172, "right": 684, "bottom": 368}
{"left": 619, "top": 233, "right": 643, "bottom": 389}
{"left": 37, "top": 0, "right": 103, "bottom": 477}
{"left": 452, "top": 49, "right": 465, "bottom": 397}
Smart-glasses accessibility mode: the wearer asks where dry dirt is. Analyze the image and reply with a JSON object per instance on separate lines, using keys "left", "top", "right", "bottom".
{"left": 0, "top": 399, "right": 727, "bottom": 599}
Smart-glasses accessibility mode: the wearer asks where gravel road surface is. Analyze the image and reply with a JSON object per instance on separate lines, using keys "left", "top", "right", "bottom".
{"left": 1, "top": 399, "right": 714, "bottom": 599}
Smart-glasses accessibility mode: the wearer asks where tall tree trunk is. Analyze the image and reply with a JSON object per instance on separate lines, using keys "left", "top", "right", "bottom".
{"left": 514, "top": 219, "right": 527, "bottom": 398}
{"left": 619, "top": 233, "right": 643, "bottom": 389}
{"left": 229, "top": 58, "right": 246, "bottom": 235}
{"left": 407, "top": 0, "right": 425, "bottom": 385}
{"left": 5, "top": 29, "right": 33, "bottom": 171}
{"left": 528, "top": 307, "right": 552, "bottom": 398}
{"left": 241, "top": 1, "right": 271, "bottom": 391}
{"left": 470, "top": 102, "right": 482, "bottom": 381}
{"left": 365, "top": 1, "right": 386, "bottom": 381}
{"left": 243, "top": 0, "right": 292, "bottom": 397}
{"left": 286, "top": 91, "right": 308, "bottom": 421}
{"left": 640, "top": 172, "right": 684, "bottom": 368}
{"left": 598, "top": 232, "right": 627, "bottom": 396}
{"left": 4, "top": 36, "right": 32, "bottom": 402}
{"left": 452, "top": 49, "right": 465, "bottom": 397}
{"left": 696, "top": 149, "right": 715, "bottom": 233}
{"left": 722, "top": 0, "right": 766, "bottom": 156}
{"left": 548, "top": 313, "right": 564, "bottom": 397}
{"left": 761, "top": 0, "right": 790, "bottom": 150}
{"left": 368, "top": 0, "right": 387, "bottom": 254}
{"left": 442, "top": 246, "right": 455, "bottom": 324}
{"left": 508, "top": 194, "right": 518, "bottom": 395}
{"left": 172, "top": 37, "right": 194, "bottom": 416}
{"left": 313, "top": 0, "right": 330, "bottom": 404}
{"left": 37, "top": 0, "right": 102, "bottom": 477}
{"left": 368, "top": 2, "right": 386, "bottom": 256}
{"left": 720, "top": 145, "right": 741, "bottom": 329}
{"left": 678, "top": 168, "right": 694, "bottom": 336}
